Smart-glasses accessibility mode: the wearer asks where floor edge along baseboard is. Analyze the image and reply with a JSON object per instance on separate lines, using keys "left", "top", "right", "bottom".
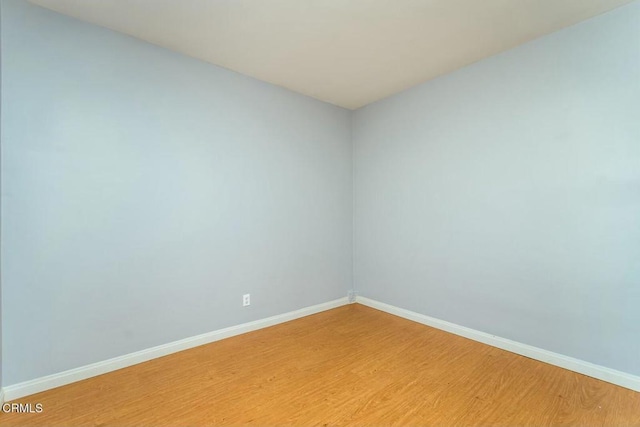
{"left": 4, "top": 295, "right": 637, "bottom": 402}
{"left": 356, "top": 296, "right": 640, "bottom": 393}
{"left": 2, "top": 297, "right": 350, "bottom": 402}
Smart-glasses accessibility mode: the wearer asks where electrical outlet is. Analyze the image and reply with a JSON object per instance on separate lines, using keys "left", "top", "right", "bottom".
{"left": 243, "top": 294, "right": 251, "bottom": 307}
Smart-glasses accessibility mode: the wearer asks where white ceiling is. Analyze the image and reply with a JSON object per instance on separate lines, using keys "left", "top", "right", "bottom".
{"left": 29, "top": 0, "right": 634, "bottom": 109}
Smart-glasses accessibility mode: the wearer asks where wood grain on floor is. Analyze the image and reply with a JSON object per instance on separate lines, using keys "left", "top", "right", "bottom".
{"left": 1, "top": 304, "right": 638, "bottom": 426}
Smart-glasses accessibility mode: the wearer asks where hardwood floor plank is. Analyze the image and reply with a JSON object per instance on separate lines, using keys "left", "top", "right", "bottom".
{"left": 1, "top": 304, "right": 638, "bottom": 426}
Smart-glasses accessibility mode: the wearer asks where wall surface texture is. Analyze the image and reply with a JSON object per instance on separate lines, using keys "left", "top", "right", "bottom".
{"left": 353, "top": 1, "right": 640, "bottom": 376}
{"left": 1, "top": 0, "right": 352, "bottom": 386}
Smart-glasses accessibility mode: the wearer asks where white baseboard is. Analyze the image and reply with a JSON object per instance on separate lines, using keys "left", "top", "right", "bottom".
{"left": 2, "top": 297, "right": 349, "bottom": 402}
{"left": 357, "top": 297, "right": 640, "bottom": 392}
{"left": 0, "top": 388, "right": 5, "bottom": 406}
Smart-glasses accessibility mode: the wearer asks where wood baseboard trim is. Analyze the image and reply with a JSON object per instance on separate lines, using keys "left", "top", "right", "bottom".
{"left": 2, "top": 297, "right": 349, "bottom": 402}
{"left": 356, "top": 297, "right": 640, "bottom": 392}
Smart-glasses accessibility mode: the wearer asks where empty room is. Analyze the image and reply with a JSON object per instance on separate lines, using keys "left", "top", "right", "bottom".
{"left": 0, "top": 0, "right": 639, "bottom": 425}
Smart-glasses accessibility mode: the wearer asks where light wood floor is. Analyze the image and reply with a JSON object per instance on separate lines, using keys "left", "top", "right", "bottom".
{"left": 1, "top": 304, "right": 638, "bottom": 426}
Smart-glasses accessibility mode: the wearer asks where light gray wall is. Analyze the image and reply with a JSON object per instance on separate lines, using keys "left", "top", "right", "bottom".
{"left": 1, "top": 0, "right": 352, "bottom": 386}
{"left": 353, "top": 2, "right": 640, "bottom": 375}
